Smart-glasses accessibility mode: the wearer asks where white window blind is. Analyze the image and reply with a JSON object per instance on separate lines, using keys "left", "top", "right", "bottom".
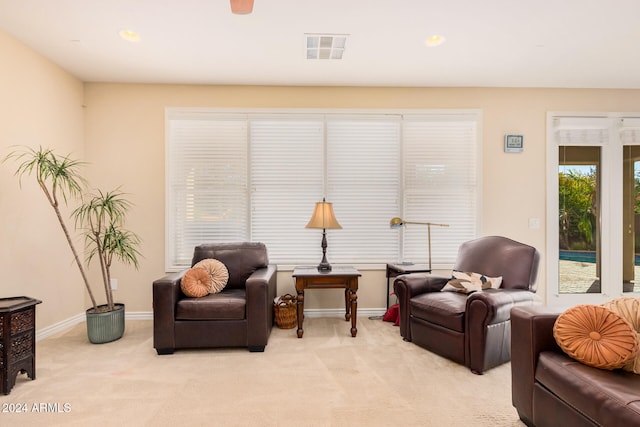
{"left": 166, "top": 109, "right": 480, "bottom": 271}
{"left": 401, "top": 115, "right": 479, "bottom": 265}
{"left": 250, "top": 116, "right": 325, "bottom": 264}
{"left": 166, "top": 113, "right": 248, "bottom": 269}
{"left": 326, "top": 116, "right": 401, "bottom": 263}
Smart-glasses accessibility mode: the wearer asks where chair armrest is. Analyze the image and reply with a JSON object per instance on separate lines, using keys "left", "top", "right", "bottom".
{"left": 245, "top": 264, "right": 278, "bottom": 348}
{"left": 394, "top": 273, "right": 449, "bottom": 298}
{"left": 465, "top": 289, "right": 541, "bottom": 374}
{"left": 152, "top": 271, "right": 185, "bottom": 352}
{"left": 510, "top": 306, "right": 561, "bottom": 426}
{"left": 466, "top": 289, "right": 540, "bottom": 327}
{"left": 393, "top": 273, "right": 449, "bottom": 340}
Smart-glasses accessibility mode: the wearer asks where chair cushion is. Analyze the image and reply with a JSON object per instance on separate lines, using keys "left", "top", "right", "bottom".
{"left": 410, "top": 292, "right": 467, "bottom": 332}
{"left": 441, "top": 271, "right": 502, "bottom": 294}
{"left": 180, "top": 267, "right": 212, "bottom": 297}
{"left": 176, "top": 289, "right": 246, "bottom": 320}
{"left": 602, "top": 297, "right": 640, "bottom": 374}
{"left": 553, "top": 304, "right": 639, "bottom": 370}
{"left": 193, "top": 258, "right": 229, "bottom": 293}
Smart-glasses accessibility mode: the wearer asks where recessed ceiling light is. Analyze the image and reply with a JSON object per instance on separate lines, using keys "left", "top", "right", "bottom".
{"left": 425, "top": 35, "right": 446, "bottom": 47}
{"left": 119, "top": 30, "right": 141, "bottom": 43}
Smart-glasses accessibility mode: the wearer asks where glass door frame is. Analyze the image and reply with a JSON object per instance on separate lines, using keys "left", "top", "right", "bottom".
{"left": 546, "top": 113, "right": 625, "bottom": 308}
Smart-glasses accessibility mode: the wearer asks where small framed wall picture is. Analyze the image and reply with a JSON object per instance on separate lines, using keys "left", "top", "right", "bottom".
{"left": 504, "top": 134, "right": 524, "bottom": 153}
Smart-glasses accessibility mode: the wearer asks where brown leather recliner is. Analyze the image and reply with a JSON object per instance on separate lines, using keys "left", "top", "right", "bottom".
{"left": 153, "top": 242, "right": 277, "bottom": 354}
{"left": 394, "top": 236, "right": 540, "bottom": 374}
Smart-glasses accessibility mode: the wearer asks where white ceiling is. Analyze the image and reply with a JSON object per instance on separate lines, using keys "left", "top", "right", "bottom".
{"left": 1, "top": 0, "right": 640, "bottom": 88}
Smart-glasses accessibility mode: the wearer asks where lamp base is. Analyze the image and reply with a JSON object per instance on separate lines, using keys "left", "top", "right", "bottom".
{"left": 317, "top": 262, "right": 332, "bottom": 272}
{"left": 317, "top": 230, "right": 332, "bottom": 272}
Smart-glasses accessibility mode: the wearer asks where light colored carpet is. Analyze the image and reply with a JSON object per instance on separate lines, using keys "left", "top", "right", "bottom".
{"left": 3, "top": 317, "right": 525, "bottom": 427}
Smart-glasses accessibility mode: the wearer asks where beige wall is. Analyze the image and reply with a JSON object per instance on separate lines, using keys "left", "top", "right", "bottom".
{"left": 4, "top": 28, "right": 640, "bottom": 331}
{"left": 0, "top": 31, "right": 85, "bottom": 330}
{"left": 83, "top": 84, "right": 640, "bottom": 314}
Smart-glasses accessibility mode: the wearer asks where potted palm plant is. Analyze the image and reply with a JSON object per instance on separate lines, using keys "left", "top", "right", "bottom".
{"left": 4, "top": 146, "right": 141, "bottom": 343}
{"left": 74, "top": 189, "right": 141, "bottom": 343}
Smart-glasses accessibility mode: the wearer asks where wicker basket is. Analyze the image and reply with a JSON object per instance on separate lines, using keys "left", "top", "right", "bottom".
{"left": 274, "top": 294, "right": 297, "bottom": 329}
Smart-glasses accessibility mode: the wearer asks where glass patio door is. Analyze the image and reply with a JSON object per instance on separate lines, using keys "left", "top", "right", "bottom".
{"left": 558, "top": 146, "right": 601, "bottom": 295}
{"left": 623, "top": 145, "right": 640, "bottom": 293}
{"left": 548, "top": 115, "right": 640, "bottom": 307}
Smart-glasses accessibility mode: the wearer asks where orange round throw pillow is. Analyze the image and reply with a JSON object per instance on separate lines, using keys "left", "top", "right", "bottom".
{"left": 602, "top": 297, "right": 640, "bottom": 374}
{"left": 553, "top": 304, "right": 639, "bottom": 370}
{"left": 193, "top": 258, "right": 229, "bottom": 293}
{"left": 181, "top": 267, "right": 213, "bottom": 298}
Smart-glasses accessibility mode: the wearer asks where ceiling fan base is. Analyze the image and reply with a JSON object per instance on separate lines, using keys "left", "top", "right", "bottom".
{"left": 230, "top": 0, "right": 254, "bottom": 14}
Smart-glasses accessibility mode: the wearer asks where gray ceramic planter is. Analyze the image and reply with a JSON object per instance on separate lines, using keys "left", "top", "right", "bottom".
{"left": 86, "top": 303, "right": 125, "bottom": 344}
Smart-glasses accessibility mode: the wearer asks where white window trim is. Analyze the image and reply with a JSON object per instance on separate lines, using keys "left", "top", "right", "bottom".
{"left": 546, "top": 111, "right": 640, "bottom": 307}
{"left": 165, "top": 108, "right": 482, "bottom": 272}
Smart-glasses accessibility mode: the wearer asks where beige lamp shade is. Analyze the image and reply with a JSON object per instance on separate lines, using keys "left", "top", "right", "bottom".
{"left": 306, "top": 201, "right": 342, "bottom": 230}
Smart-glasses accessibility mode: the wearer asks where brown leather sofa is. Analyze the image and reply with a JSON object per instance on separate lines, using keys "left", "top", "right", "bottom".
{"left": 153, "top": 242, "right": 277, "bottom": 354}
{"left": 394, "top": 236, "right": 540, "bottom": 374}
{"left": 511, "top": 306, "right": 640, "bottom": 426}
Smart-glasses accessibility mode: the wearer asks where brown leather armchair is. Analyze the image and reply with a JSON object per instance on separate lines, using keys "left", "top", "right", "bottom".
{"left": 153, "top": 242, "right": 277, "bottom": 354}
{"left": 393, "top": 236, "right": 540, "bottom": 374}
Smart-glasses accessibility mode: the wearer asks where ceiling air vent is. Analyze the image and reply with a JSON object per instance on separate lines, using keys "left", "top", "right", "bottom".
{"left": 305, "top": 34, "right": 348, "bottom": 60}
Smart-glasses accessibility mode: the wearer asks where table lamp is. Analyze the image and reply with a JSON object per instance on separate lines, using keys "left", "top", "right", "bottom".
{"left": 389, "top": 217, "right": 449, "bottom": 270}
{"left": 306, "top": 198, "right": 342, "bottom": 272}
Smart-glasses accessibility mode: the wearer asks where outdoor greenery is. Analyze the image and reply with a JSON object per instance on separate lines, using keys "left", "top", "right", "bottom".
{"left": 559, "top": 168, "right": 597, "bottom": 251}
{"left": 559, "top": 166, "right": 640, "bottom": 251}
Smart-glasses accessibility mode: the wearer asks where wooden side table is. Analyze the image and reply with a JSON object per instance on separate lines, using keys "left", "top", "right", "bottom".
{"left": 292, "top": 266, "right": 361, "bottom": 338}
{"left": 0, "top": 296, "right": 42, "bottom": 395}
{"left": 386, "top": 263, "right": 431, "bottom": 308}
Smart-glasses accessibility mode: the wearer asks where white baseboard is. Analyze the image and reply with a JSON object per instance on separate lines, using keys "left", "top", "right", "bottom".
{"left": 125, "top": 311, "right": 153, "bottom": 321}
{"left": 123, "top": 309, "right": 387, "bottom": 319}
{"left": 303, "top": 308, "right": 386, "bottom": 318}
{"left": 36, "top": 313, "right": 85, "bottom": 341}
{"left": 36, "top": 308, "right": 386, "bottom": 341}
{"left": 36, "top": 311, "right": 153, "bottom": 341}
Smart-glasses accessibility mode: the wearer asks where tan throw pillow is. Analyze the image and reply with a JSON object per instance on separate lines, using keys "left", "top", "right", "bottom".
{"left": 441, "top": 271, "right": 503, "bottom": 294}
{"left": 602, "top": 297, "right": 640, "bottom": 374}
{"left": 553, "top": 304, "right": 639, "bottom": 370}
{"left": 193, "top": 258, "right": 229, "bottom": 294}
{"left": 181, "top": 267, "right": 212, "bottom": 298}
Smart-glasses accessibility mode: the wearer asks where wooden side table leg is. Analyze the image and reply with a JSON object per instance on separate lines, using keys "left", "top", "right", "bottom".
{"left": 344, "top": 288, "right": 351, "bottom": 321}
{"left": 296, "top": 290, "right": 304, "bottom": 338}
{"left": 350, "top": 289, "right": 358, "bottom": 337}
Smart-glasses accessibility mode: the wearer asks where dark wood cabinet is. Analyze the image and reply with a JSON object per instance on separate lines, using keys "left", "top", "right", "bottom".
{"left": 0, "top": 296, "right": 41, "bottom": 395}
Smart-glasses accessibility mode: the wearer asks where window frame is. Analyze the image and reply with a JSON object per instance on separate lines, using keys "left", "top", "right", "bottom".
{"left": 165, "top": 108, "right": 482, "bottom": 272}
{"left": 546, "top": 112, "right": 640, "bottom": 306}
